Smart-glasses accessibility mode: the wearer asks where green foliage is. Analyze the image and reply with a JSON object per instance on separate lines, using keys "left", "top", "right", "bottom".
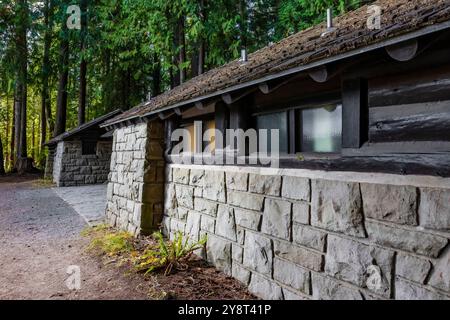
{"left": 0, "top": 0, "right": 371, "bottom": 171}
{"left": 84, "top": 225, "right": 134, "bottom": 257}
{"left": 133, "top": 231, "right": 207, "bottom": 276}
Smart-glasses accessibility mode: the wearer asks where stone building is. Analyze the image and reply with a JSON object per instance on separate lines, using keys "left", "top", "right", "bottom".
{"left": 101, "top": 0, "right": 450, "bottom": 300}
{"left": 45, "top": 110, "right": 121, "bottom": 187}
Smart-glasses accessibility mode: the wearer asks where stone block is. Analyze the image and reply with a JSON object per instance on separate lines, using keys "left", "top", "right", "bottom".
{"left": 273, "top": 240, "right": 323, "bottom": 271}
{"left": 243, "top": 232, "right": 273, "bottom": 276}
{"left": 175, "top": 185, "right": 194, "bottom": 209}
{"left": 282, "top": 176, "right": 310, "bottom": 201}
{"left": 234, "top": 209, "right": 261, "bottom": 231}
{"left": 293, "top": 202, "right": 310, "bottom": 225}
{"left": 311, "top": 180, "right": 366, "bottom": 238}
{"left": 396, "top": 253, "right": 431, "bottom": 284}
{"left": 200, "top": 214, "right": 215, "bottom": 233}
{"left": 325, "top": 235, "right": 394, "bottom": 298}
{"left": 206, "top": 234, "right": 232, "bottom": 275}
{"left": 186, "top": 211, "right": 201, "bottom": 241}
{"left": 216, "top": 205, "right": 237, "bottom": 241}
{"left": 177, "top": 207, "right": 189, "bottom": 221}
{"left": 366, "top": 221, "right": 448, "bottom": 258}
{"left": 189, "top": 169, "right": 205, "bottom": 187}
{"left": 261, "top": 198, "right": 292, "bottom": 240}
{"left": 248, "top": 273, "right": 283, "bottom": 300}
{"left": 419, "top": 188, "right": 450, "bottom": 231}
{"left": 249, "top": 174, "right": 281, "bottom": 196}
{"left": 226, "top": 172, "right": 248, "bottom": 192}
{"left": 203, "top": 170, "right": 226, "bottom": 202}
{"left": 194, "top": 198, "right": 218, "bottom": 216}
{"left": 395, "top": 278, "right": 447, "bottom": 300}
{"left": 361, "top": 183, "right": 417, "bottom": 225}
{"left": 293, "top": 225, "right": 327, "bottom": 252}
{"left": 282, "top": 288, "right": 310, "bottom": 300}
{"left": 228, "top": 191, "right": 264, "bottom": 211}
{"left": 312, "top": 273, "right": 363, "bottom": 300}
{"left": 273, "top": 258, "right": 311, "bottom": 294}
{"left": 232, "top": 264, "right": 251, "bottom": 285}
{"left": 232, "top": 244, "right": 244, "bottom": 263}
{"left": 172, "top": 167, "right": 190, "bottom": 185}
{"left": 428, "top": 247, "right": 450, "bottom": 292}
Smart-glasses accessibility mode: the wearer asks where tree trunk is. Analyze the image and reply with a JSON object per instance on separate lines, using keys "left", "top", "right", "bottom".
{"left": 14, "top": 0, "right": 28, "bottom": 173}
{"left": 5, "top": 94, "right": 10, "bottom": 169}
{"left": 41, "top": 0, "right": 53, "bottom": 144}
{"left": 198, "top": 0, "right": 207, "bottom": 75}
{"left": 152, "top": 53, "right": 161, "bottom": 96}
{"left": 178, "top": 15, "right": 187, "bottom": 84}
{"left": 78, "top": 0, "right": 88, "bottom": 126}
{"left": 54, "top": 11, "right": 69, "bottom": 137}
{"left": 10, "top": 96, "right": 15, "bottom": 167}
{"left": 0, "top": 137, "right": 5, "bottom": 175}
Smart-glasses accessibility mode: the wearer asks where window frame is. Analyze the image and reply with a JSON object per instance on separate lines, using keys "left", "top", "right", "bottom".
{"left": 253, "top": 98, "right": 343, "bottom": 156}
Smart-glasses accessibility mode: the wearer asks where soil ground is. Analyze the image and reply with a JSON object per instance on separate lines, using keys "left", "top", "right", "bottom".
{"left": 0, "top": 175, "right": 254, "bottom": 300}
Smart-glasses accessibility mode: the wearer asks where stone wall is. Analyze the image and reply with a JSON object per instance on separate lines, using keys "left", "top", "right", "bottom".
{"left": 52, "top": 140, "right": 112, "bottom": 187}
{"left": 105, "top": 122, "right": 165, "bottom": 235}
{"left": 44, "top": 145, "right": 56, "bottom": 179}
{"left": 162, "top": 165, "right": 450, "bottom": 300}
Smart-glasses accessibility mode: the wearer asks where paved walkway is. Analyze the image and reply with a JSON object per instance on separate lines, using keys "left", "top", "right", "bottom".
{"left": 0, "top": 180, "right": 150, "bottom": 300}
{"left": 53, "top": 185, "right": 107, "bottom": 226}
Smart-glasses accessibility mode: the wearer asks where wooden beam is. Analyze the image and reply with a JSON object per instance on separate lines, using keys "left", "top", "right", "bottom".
{"left": 174, "top": 108, "right": 182, "bottom": 116}
{"left": 342, "top": 78, "right": 369, "bottom": 149}
{"left": 385, "top": 39, "right": 418, "bottom": 62}
{"left": 258, "top": 75, "right": 304, "bottom": 94}
{"left": 308, "top": 66, "right": 329, "bottom": 83}
{"left": 221, "top": 88, "right": 255, "bottom": 105}
{"left": 195, "top": 101, "right": 205, "bottom": 110}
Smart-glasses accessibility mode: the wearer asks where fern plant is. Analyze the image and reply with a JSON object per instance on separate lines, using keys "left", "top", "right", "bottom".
{"left": 134, "top": 231, "right": 207, "bottom": 276}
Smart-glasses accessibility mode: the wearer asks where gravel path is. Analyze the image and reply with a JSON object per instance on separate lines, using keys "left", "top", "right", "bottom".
{"left": 0, "top": 180, "right": 150, "bottom": 300}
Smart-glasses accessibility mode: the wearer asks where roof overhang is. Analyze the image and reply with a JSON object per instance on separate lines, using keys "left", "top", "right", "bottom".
{"left": 101, "top": 20, "right": 450, "bottom": 129}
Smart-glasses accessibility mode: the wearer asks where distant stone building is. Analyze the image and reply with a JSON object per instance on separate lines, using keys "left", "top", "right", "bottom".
{"left": 100, "top": 0, "right": 450, "bottom": 300}
{"left": 44, "top": 110, "right": 121, "bottom": 187}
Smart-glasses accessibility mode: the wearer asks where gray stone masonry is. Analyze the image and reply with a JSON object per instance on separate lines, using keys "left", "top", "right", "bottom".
{"left": 52, "top": 140, "right": 112, "bottom": 187}
{"left": 105, "top": 122, "right": 165, "bottom": 236}
{"left": 162, "top": 166, "right": 450, "bottom": 300}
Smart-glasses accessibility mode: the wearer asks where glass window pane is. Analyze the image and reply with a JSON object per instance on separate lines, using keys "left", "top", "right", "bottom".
{"left": 256, "top": 112, "right": 288, "bottom": 154}
{"left": 300, "top": 104, "right": 342, "bottom": 153}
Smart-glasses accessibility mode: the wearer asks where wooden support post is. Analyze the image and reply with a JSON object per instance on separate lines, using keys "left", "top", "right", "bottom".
{"left": 342, "top": 78, "right": 369, "bottom": 149}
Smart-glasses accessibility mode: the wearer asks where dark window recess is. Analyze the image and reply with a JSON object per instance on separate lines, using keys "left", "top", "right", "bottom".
{"left": 255, "top": 103, "right": 342, "bottom": 154}
{"left": 256, "top": 111, "right": 289, "bottom": 153}
{"left": 82, "top": 141, "right": 97, "bottom": 155}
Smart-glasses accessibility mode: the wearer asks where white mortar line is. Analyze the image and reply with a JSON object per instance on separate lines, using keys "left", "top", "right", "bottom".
{"left": 168, "top": 164, "right": 450, "bottom": 189}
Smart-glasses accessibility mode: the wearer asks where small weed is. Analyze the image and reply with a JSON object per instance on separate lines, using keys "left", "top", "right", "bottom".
{"left": 32, "top": 178, "right": 56, "bottom": 188}
{"left": 133, "top": 231, "right": 207, "bottom": 276}
{"left": 83, "top": 224, "right": 134, "bottom": 257}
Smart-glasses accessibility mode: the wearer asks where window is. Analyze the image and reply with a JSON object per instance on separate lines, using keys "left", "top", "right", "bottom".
{"left": 299, "top": 104, "right": 342, "bottom": 153}
{"left": 254, "top": 102, "right": 342, "bottom": 155}
{"left": 181, "top": 120, "right": 216, "bottom": 154}
{"left": 256, "top": 112, "right": 289, "bottom": 153}
{"left": 82, "top": 140, "right": 97, "bottom": 155}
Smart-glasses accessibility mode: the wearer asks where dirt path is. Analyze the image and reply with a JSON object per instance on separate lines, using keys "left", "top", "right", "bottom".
{"left": 0, "top": 180, "right": 151, "bottom": 300}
